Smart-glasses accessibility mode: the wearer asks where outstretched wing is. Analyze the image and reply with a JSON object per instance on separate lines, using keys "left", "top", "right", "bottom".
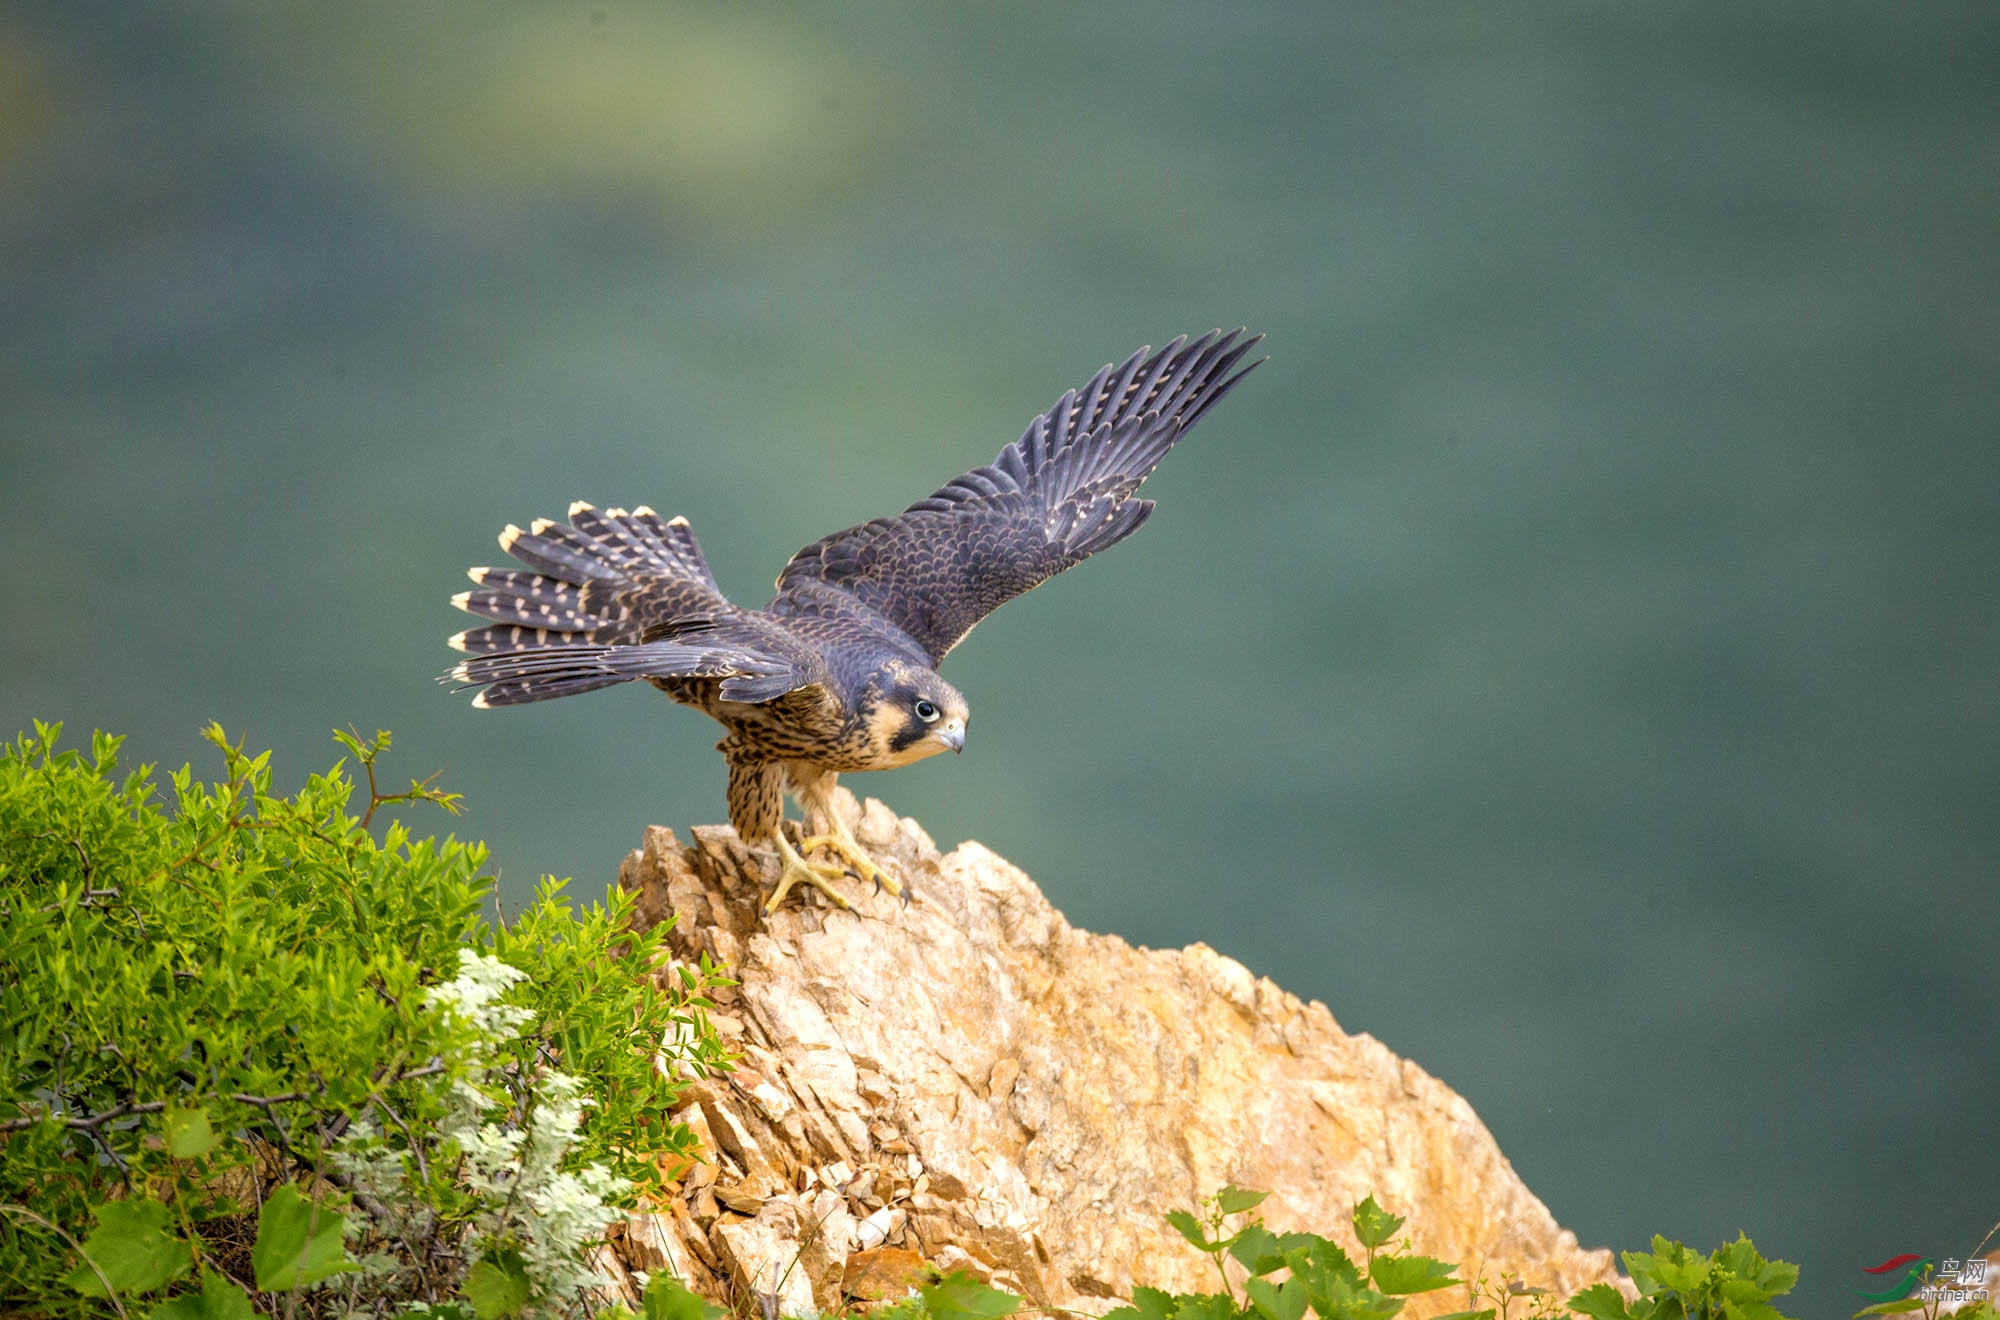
{"left": 771, "top": 329, "right": 1264, "bottom": 664}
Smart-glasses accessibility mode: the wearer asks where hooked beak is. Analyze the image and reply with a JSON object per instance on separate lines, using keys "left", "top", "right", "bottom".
{"left": 936, "top": 720, "right": 965, "bottom": 754}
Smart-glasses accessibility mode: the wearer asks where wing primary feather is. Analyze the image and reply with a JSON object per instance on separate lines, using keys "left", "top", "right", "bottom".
{"left": 1071, "top": 359, "right": 1118, "bottom": 435}
{"left": 1140, "top": 330, "right": 1220, "bottom": 419}
{"left": 1176, "top": 336, "right": 1265, "bottom": 431}
{"left": 1095, "top": 343, "right": 1151, "bottom": 433}
{"left": 1122, "top": 334, "right": 1189, "bottom": 421}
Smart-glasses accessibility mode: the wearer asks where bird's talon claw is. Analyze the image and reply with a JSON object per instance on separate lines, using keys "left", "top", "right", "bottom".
{"left": 765, "top": 834, "right": 856, "bottom": 912}
{"left": 798, "top": 828, "right": 905, "bottom": 904}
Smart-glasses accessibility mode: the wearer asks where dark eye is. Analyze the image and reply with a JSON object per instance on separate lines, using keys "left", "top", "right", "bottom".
{"left": 914, "top": 699, "right": 940, "bottom": 723}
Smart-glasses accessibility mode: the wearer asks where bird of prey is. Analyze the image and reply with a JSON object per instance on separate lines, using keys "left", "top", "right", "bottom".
{"left": 444, "top": 329, "right": 1263, "bottom": 911}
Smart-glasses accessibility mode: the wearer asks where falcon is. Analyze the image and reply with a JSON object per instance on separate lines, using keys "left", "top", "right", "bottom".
{"left": 444, "top": 329, "right": 1264, "bottom": 910}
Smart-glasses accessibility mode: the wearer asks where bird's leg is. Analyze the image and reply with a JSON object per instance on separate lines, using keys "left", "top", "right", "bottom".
{"left": 792, "top": 768, "right": 906, "bottom": 902}
{"left": 730, "top": 750, "right": 857, "bottom": 912}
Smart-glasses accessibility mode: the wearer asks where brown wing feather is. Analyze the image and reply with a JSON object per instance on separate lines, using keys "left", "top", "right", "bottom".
{"left": 771, "top": 329, "right": 1264, "bottom": 663}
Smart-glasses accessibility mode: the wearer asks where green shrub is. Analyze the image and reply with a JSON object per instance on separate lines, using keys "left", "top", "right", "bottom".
{"left": 1568, "top": 1234, "right": 1800, "bottom": 1320}
{"left": 0, "top": 722, "right": 730, "bottom": 1316}
{"left": 1104, "top": 1188, "right": 1812, "bottom": 1320}
{"left": 1108, "top": 1186, "right": 1464, "bottom": 1320}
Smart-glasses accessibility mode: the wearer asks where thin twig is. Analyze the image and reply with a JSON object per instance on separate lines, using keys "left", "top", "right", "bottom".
{"left": 370, "top": 1096, "right": 433, "bottom": 1188}
{"left": 0, "top": 1061, "right": 449, "bottom": 1132}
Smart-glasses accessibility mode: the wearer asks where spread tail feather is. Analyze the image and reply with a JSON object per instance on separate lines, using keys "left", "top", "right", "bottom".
{"left": 444, "top": 503, "right": 750, "bottom": 705}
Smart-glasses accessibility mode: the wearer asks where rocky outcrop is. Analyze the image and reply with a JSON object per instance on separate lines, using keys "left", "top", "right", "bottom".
{"left": 600, "top": 790, "right": 1623, "bottom": 1318}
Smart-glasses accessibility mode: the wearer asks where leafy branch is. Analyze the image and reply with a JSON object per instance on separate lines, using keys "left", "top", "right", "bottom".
{"left": 333, "top": 727, "right": 463, "bottom": 828}
{"left": 0, "top": 1062, "right": 449, "bottom": 1134}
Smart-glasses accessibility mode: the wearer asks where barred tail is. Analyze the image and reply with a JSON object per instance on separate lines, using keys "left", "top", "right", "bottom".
{"left": 445, "top": 640, "right": 768, "bottom": 707}
{"left": 442, "top": 502, "right": 731, "bottom": 706}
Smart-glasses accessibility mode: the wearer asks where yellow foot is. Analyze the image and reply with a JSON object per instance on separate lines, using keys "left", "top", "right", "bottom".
{"left": 763, "top": 832, "right": 854, "bottom": 912}
{"left": 800, "top": 816, "right": 906, "bottom": 903}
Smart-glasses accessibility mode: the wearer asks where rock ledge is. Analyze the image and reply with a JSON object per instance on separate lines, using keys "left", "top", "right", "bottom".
{"left": 602, "top": 790, "right": 1622, "bottom": 1318}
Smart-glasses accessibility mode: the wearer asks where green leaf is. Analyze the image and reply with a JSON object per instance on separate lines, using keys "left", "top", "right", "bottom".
{"left": 1235, "top": 1227, "right": 1321, "bottom": 1277}
{"left": 251, "top": 1184, "right": 357, "bottom": 1290}
{"left": 1752, "top": 1256, "right": 1801, "bottom": 1298}
{"left": 1231, "top": 1224, "right": 1281, "bottom": 1273}
{"left": 1303, "top": 1278, "right": 1402, "bottom": 1320}
{"left": 1285, "top": 1236, "right": 1362, "bottom": 1299}
{"left": 147, "top": 1272, "right": 257, "bottom": 1320}
{"left": 467, "top": 1251, "right": 533, "bottom": 1319}
{"left": 1230, "top": 1224, "right": 1324, "bottom": 1277}
{"left": 1168, "top": 1208, "right": 1216, "bottom": 1252}
{"left": 1246, "top": 1274, "right": 1309, "bottom": 1320}
{"left": 1113, "top": 1286, "right": 1183, "bottom": 1320}
{"left": 641, "top": 1274, "right": 727, "bottom": 1320}
{"left": 1566, "top": 1283, "right": 1634, "bottom": 1320}
{"left": 920, "top": 1267, "right": 1023, "bottom": 1320}
{"left": 1850, "top": 1301, "right": 1929, "bottom": 1317}
{"left": 1217, "top": 1186, "right": 1272, "bottom": 1217}
{"left": 1350, "top": 1196, "right": 1405, "bottom": 1251}
{"left": 1746, "top": 1306, "right": 1797, "bottom": 1320}
{"left": 63, "top": 1198, "right": 192, "bottom": 1297}
{"left": 163, "top": 1104, "right": 219, "bottom": 1159}
{"left": 1646, "top": 1258, "right": 1702, "bottom": 1295}
{"left": 1368, "top": 1254, "right": 1458, "bottom": 1295}
{"left": 1167, "top": 1294, "right": 1241, "bottom": 1320}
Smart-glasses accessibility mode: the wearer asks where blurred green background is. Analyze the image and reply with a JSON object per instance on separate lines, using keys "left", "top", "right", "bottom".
{"left": 3, "top": 3, "right": 1995, "bottom": 1313}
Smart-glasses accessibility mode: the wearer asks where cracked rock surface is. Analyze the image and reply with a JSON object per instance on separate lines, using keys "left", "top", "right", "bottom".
{"left": 602, "top": 790, "right": 1623, "bottom": 1318}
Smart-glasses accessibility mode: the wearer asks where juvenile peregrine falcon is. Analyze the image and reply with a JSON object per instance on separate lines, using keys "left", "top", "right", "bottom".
{"left": 444, "top": 329, "right": 1263, "bottom": 910}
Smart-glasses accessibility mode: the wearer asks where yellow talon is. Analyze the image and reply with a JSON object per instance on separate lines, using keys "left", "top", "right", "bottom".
{"left": 763, "top": 832, "right": 853, "bottom": 912}
{"left": 799, "top": 810, "right": 905, "bottom": 901}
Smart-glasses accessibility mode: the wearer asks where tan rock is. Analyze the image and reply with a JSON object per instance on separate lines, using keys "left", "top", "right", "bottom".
{"left": 616, "top": 792, "right": 1626, "bottom": 1317}
{"left": 711, "top": 1201, "right": 818, "bottom": 1318}
{"left": 843, "top": 1246, "right": 927, "bottom": 1303}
